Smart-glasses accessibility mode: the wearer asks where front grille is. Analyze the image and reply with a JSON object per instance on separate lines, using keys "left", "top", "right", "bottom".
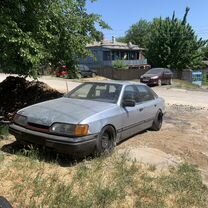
{"left": 142, "top": 77, "right": 150, "bottom": 81}
{"left": 26, "top": 122, "right": 50, "bottom": 133}
{"left": 27, "top": 122, "right": 49, "bottom": 129}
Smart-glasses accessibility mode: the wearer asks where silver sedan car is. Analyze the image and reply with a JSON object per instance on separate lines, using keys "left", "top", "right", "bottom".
{"left": 9, "top": 81, "right": 165, "bottom": 156}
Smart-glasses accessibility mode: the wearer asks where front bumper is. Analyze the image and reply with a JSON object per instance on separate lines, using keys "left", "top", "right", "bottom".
{"left": 9, "top": 124, "right": 98, "bottom": 156}
{"left": 140, "top": 78, "right": 159, "bottom": 85}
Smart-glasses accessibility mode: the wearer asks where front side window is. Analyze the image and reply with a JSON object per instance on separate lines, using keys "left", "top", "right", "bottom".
{"left": 122, "top": 85, "right": 137, "bottom": 101}
{"left": 67, "top": 83, "right": 122, "bottom": 103}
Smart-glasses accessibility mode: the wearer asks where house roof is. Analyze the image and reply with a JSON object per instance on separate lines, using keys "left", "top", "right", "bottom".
{"left": 87, "top": 39, "right": 145, "bottom": 51}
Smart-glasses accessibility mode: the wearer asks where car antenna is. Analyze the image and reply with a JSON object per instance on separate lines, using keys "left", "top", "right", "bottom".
{"left": 66, "top": 81, "right": 69, "bottom": 93}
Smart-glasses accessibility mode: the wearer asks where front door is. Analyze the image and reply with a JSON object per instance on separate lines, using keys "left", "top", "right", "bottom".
{"left": 120, "top": 85, "right": 158, "bottom": 140}
{"left": 120, "top": 85, "right": 145, "bottom": 139}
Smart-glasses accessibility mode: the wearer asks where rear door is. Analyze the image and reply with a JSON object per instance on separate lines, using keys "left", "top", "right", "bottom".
{"left": 135, "top": 85, "right": 158, "bottom": 130}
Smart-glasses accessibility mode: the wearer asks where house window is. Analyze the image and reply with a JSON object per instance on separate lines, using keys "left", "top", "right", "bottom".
{"left": 103, "top": 51, "right": 111, "bottom": 61}
{"left": 112, "top": 51, "right": 120, "bottom": 60}
{"left": 129, "top": 51, "right": 136, "bottom": 60}
{"left": 121, "top": 51, "right": 128, "bottom": 60}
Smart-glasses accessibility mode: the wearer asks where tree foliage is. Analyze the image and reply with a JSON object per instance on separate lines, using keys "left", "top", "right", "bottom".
{"left": 201, "top": 44, "right": 208, "bottom": 60}
{"left": 120, "top": 8, "right": 206, "bottom": 74}
{"left": 117, "top": 19, "right": 151, "bottom": 48}
{"left": 0, "top": 0, "right": 109, "bottom": 78}
{"left": 146, "top": 8, "right": 207, "bottom": 73}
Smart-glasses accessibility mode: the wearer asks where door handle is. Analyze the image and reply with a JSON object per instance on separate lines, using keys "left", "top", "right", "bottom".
{"left": 139, "top": 108, "right": 143, "bottom": 111}
{"left": 154, "top": 104, "right": 157, "bottom": 107}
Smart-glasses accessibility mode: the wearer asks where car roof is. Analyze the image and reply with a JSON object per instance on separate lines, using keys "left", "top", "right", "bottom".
{"left": 84, "top": 80, "right": 147, "bottom": 86}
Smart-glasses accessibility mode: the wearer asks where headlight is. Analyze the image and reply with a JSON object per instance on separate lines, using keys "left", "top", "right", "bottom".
{"left": 151, "top": 76, "right": 159, "bottom": 79}
{"left": 13, "top": 114, "right": 27, "bottom": 126}
{"left": 50, "top": 123, "right": 89, "bottom": 137}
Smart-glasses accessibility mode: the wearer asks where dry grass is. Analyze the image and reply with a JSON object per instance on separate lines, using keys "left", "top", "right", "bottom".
{"left": 0, "top": 138, "right": 208, "bottom": 208}
{"left": 171, "top": 79, "right": 201, "bottom": 90}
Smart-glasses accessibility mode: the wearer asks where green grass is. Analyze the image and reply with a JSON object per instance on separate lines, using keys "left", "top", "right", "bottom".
{"left": 0, "top": 125, "right": 9, "bottom": 136}
{"left": 0, "top": 153, "right": 4, "bottom": 163}
{"left": 171, "top": 79, "right": 201, "bottom": 90}
{"left": 0, "top": 147, "right": 207, "bottom": 208}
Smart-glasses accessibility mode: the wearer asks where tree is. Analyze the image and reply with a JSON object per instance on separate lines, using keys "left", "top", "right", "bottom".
{"left": 117, "top": 19, "right": 151, "bottom": 48}
{"left": 0, "top": 0, "right": 109, "bottom": 78}
{"left": 201, "top": 44, "right": 208, "bottom": 60}
{"left": 145, "top": 8, "right": 207, "bottom": 76}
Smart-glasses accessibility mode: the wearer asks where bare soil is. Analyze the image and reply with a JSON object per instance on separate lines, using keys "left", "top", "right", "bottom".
{"left": 1, "top": 74, "right": 208, "bottom": 185}
{"left": 118, "top": 105, "right": 208, "bottom": 185}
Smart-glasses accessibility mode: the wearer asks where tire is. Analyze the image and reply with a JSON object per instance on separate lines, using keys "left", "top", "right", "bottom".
{"left": 169, "top": 78, "right": 172, "bottom": 85}
{"left": 96, "top": 126, "right": 116, "bottom": 155}
{"left": 158, "top": 79, "right": 162, "bottom": 86}
{"left": 150, "top": 110, "right": 163, "bottom": 131}
{"left": 0, "top": 196, "right": 13, "bottom": 208}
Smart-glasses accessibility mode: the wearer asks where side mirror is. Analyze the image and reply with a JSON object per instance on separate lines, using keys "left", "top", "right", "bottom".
{"left": 122, "top": 99, "right": 136, "bottom": 107}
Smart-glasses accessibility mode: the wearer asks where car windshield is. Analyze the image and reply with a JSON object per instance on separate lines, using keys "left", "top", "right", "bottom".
{"left": 66, "top": 83, "right": 122, "bottom": 103}
{"left": 146, "top": 68, "right": 164, "bottom": 74}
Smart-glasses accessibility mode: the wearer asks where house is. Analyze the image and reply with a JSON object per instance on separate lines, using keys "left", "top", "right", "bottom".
{"left": 80, "top": 37, "right": 147, "bottom": 69}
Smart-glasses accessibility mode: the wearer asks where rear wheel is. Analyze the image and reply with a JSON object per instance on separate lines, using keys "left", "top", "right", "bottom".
{"left": 169, "top": 78, "right": 172, "bottom": 85}
{"left": 96, "top": 126, "right": 116, "bottom": 155}
{"left": 150, "top": 110, "right": 163, "bottom": 131}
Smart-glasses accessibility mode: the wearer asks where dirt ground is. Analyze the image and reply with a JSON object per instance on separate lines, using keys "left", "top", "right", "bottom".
{"left": 118, "top": 104, "right": 208, "bottom": 185}
{"left": 1, "top": 73, "right": 208, "bottom": 185}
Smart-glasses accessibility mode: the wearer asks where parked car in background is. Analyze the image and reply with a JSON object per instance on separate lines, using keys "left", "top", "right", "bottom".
{"left": 55, "top": 65, "right": 96, "bottom": 78}
{"left": 140, "top": 68, "right": 173, "bottom": 86}
{"left": 9, "top": 81, "right": 165, "bottom": 157}
{"left": 78, "top": 64, "right": 96, "bottom": 78}
{"left": 55, "top": 65, "right": 68, "bottom": 77}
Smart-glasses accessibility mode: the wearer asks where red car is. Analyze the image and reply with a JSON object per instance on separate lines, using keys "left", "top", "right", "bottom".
{"left": 56, "top": 66, "right": 69, "bottom": 77}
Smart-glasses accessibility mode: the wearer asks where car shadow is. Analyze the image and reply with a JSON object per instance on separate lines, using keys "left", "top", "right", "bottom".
{"left": 1, "top": 141, "right": 92, "bottom": 167}
{"left": 117, "top": 129, "right": 148, "bottom": 145}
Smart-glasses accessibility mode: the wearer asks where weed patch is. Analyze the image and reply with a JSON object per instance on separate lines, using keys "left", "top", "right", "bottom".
{"left": 0, "top": 150, "right": 207, "bottom": 208}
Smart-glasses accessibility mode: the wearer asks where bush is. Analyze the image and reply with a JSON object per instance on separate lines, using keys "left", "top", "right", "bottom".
{"left": 112, "top": 60, "right": 128, "bottom": 70}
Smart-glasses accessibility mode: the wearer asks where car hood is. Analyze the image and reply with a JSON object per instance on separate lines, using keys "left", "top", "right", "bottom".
{"left": 18, "top": 97, "right": 116, "bottom": 126}
{"left": 142, "top": 73, "right": 161, "bottom": 78}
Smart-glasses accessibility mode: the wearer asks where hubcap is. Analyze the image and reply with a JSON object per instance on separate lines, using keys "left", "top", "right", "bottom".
{"left": 158, "top": 113, "right": 163, "bottom": 127}
{"left": 101, "top": 132, "right": 110, "bottom": 149}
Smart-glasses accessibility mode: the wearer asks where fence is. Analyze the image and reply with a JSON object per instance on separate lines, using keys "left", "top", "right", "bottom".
{"left": 96, "top": 67, "right": 149, "bottom": 80}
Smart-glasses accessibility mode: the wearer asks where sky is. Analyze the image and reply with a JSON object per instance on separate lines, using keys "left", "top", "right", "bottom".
{"left": 87, "top": 0, "right": 208, "bottom": 41}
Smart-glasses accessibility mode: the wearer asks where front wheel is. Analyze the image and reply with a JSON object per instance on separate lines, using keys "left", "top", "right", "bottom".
{"left": 0, "top": 196, "right": 13, "bottom": 208}
{"left": 96, "top": 126, "right": 116, "bottom": 155}
{"left": 150, "top": 110, "right": 163, "bottom": 131}
{"left": 91, "top": 72, "right": 96, "bottom": 78}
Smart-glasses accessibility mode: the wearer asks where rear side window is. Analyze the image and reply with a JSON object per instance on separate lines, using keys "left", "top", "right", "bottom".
{"left": 164, "top": 69, "right": 171, "bottom": 74}
{"left": 136, "top": 85, "right": 156, "bottom": 102}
